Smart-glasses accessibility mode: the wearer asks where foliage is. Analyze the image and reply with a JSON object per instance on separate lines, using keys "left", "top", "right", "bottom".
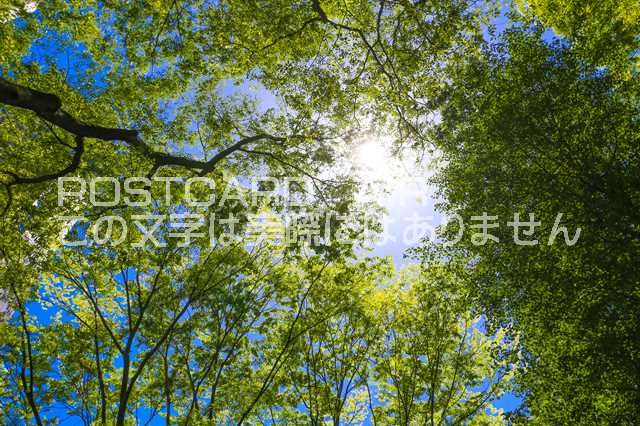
{"left": 516, "top": 0, "right": 640, "bottom": 71}
{"left": 0, "top": 247, "right": 515, "bottom": 424}
{"left": 427, "top": 25, "right": 640, "bottom": 424}
{"left": 371, "top": 265, "right": 515, "bottom": 425}
{"left": 2, "top": 0, "right": 639, "bottom": 425}
{"left": 0, "top": 1, "right": 515, "bottom": 424}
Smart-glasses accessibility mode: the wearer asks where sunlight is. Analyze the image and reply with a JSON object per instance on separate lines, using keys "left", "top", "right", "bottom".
{"left": 350, "top": 135, "right": 439, "bottom": 213}
{"left": 354, "top": 137, "right": 396, "bottom": 181}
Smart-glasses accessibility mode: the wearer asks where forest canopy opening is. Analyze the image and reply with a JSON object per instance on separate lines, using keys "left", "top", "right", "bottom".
{"left": 1, "top": 0, "right": 638, "bottom": 425}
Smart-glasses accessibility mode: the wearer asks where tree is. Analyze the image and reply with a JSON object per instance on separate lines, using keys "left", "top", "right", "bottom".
{"left": 0, "top": 0, "right": 489, "bottom": 211}
{"left": 269, "top": 262, "right": 517, "bottom": 426}
{"left": 1, "top": 239, "right": 517, "bottom": 424}
{"left": 427, "top": 25, "right": 640, "bottom": 424}
{"left": 0, "top": 1, "right": 528, "bottom": 424}
{"left": 372, "top": 265, "right": 515, "bottom": 426}
{"left": 0, "top": 0, "right": 490, "bottom": 359}
{"left": 276, "top": 258, "right": 392, "bottom": 425}
{"left": 515, "top": 0, "right": 640, "bottom": 71}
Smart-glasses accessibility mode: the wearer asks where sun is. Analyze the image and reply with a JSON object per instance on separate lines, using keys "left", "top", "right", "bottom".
{"left": 354, "top": 137, "right": 395, "bottom": 181}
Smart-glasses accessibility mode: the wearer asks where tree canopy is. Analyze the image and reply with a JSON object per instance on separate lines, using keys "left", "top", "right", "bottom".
{"left": 1, "top": 0, "right": 639, "bottom": 425}
{"left": 423, "top": 19, "right": 640, "bottom": 426}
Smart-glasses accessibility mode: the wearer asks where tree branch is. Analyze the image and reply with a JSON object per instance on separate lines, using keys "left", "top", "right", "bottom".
{"left": 0, "top": 77, "right": 288, "bottom": 176}
{"left": 2, "top": 135, "right": 84, "bottom": 186}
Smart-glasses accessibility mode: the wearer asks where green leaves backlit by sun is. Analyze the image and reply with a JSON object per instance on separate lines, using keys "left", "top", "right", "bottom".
{"left": 1, "top": 0, "right": 639, "bottom": 425}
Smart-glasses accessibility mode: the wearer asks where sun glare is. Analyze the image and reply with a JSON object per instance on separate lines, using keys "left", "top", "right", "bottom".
{"left": 354, "top": 138, "right": 395, "bottom": 181}
{"left": 351, "top": 135, "right": 436, "bottom": 206}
